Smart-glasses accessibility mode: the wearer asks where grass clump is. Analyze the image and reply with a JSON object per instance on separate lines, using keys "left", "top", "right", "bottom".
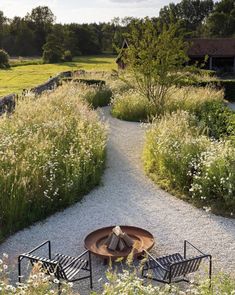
{"left": 110, "top": 85, "right": 225, "bottom": 123}
{"left": 164, "top": 86, "right": 224, "bottom": 114}
{"left": 81, "top": 84, "right": 112, "bottom": 108}
{"left": 111, "top": 90, "right": 154, "bottom": 122}
{"left": 0, "top": 84, "right": 107, "bottom": 240}
{"left": 164, "top": 86, "right": 235, "bottom": 139}
{"left": 143, "top": 111, "right": 235, "bottom": 216}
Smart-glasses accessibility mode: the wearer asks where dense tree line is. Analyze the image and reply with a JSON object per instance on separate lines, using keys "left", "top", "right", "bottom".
{"left": 0, "top": 0, "right": 234, "bottom": 58}
{"left": 0, "top": 7, "right": 132, "bottom": 57}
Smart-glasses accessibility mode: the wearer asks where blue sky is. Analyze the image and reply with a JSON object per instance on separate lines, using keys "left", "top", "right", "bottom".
{"left": 0, "top": 0, "right": 181, "bottom": 24}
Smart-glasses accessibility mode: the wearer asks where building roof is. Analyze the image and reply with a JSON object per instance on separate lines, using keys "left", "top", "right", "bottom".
{"left": 116, "top": 39, "right": 129, "bottom": 62}
{"left": 188, "top": 38, "right": 235, "bottom": 57}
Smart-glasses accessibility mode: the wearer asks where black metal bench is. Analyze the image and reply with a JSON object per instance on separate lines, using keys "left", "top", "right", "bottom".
{"left": 142, "top": 240, "right": 212, "bottom": 284}
{"left": 18, "top": 240, "right": 92, "bottom": 291}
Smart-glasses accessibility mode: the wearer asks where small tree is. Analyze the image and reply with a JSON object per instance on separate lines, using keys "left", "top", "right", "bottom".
{"left": 0, "top": 49, "right": 10, "bottom": 68}
{"left": 42, "top": 34, "right": 63, "bottom": 63}
{"left": 124, "top": 18, "right": 190, "bottom": 113}
{"left": 63, "top": 50, "right": 73, "bottom": 62}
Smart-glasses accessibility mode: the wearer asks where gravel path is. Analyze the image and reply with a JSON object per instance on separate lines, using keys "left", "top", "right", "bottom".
{"left": 0, "top": 106, "right": 235, "bottom": 294}
{"left": 228, "top": 102, "right": 235, "bottom": 111}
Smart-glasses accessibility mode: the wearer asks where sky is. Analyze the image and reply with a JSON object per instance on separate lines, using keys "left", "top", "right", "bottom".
{"left": 0, "top": 0, "right": 181, "bottom": 24}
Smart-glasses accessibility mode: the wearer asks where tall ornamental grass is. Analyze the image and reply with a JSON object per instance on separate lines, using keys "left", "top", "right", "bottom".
{"left": 111, "top": 90, "right": 154, "bottom": 122}
{"left": 143, "top": 111, "right": 235, "bottom": 216}
{"left": 164, "top": 86, "right": 224, "bottom": 114}
{"left": 0, "top": 84, "right": 107, "bottom": 240}
{"left": 143, "top": 111, "right": 211, "bottom": 192}
{"left": 110, "top": 86, "right": 224, "bottom": 123}
{"left": 79, "top": 83, "right": 112, "bottom": 108}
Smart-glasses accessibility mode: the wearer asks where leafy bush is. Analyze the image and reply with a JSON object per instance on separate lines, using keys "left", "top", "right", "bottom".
{"left": 0, "top": 84, "right": 106, "bottom": 240}
{"left": 0, "top": 49, "right": 10, "bottom": 69}
{"left": 194, "top": 100, "right": 235, "bottom": 139}
{"left": 63, "top": 50, "right": 73, "bottom": 62}
{"left": 81, "top": 84, "right": 112, "bottom": 108}
{"left": 143, "top": 111, "right": 235, "bottom": 215}
{"left": 42, "top": 34, "right": 63, "bottom": 63}
{"left": 42, "top": 48, "right": 63, "bottom": 63}
{"left": 111, "top": 90, "right": 155, "bottom": 122}
{"left": 68, "top": 78, "right": 106, "bottom": 87}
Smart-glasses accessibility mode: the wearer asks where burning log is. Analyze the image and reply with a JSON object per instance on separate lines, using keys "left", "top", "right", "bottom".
{"left": 105, "top": 226, "right": 134, "bottom": 251}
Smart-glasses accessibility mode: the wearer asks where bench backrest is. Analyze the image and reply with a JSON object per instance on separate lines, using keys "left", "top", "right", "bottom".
{"left": 168, "top": 256, "right": 203, "bottom": 279}
{"left": 26, "top": 253, "right": 67, "bottom": 280}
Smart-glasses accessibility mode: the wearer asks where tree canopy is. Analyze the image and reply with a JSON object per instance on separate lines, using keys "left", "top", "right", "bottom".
{"left": 204, "top": 0, "right": 235, "bottom": 37}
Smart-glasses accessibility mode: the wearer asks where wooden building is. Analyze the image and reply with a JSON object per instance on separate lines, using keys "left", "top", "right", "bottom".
{"left": 116, "top": 39, "right": 129, "bottom": 70}
{"left": 116, "top": 38, "right": 235, "bottom": 73}
{"left": 188, "top": 38, "right": 235, "bottom": 73}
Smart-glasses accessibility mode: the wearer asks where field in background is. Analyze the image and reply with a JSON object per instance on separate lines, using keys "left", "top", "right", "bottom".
{"left": 0, "top": 55, "right": 116, "bottom": 96}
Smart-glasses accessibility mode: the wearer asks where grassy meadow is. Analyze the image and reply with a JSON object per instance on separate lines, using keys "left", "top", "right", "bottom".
{"left": 0, "top": 55, "right": 116, "bottom": 96}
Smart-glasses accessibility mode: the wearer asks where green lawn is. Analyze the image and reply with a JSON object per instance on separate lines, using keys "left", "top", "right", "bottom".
{"left": 0, "top": 55, "right": 116, "bottom": 97}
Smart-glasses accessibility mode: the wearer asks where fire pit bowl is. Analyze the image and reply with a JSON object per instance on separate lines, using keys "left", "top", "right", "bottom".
{"left": 84, "top": 225, "right": 154, "bottom": 260}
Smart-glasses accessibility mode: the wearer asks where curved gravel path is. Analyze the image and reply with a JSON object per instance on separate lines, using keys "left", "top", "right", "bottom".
{"left": 0, "top": 106, "right": 235, "bottom": 294}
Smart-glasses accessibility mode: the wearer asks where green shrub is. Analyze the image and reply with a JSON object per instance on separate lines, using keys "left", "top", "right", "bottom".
{"left": 81, "top": 84, "right": 112, "bottom": 108}
{"left": 111, "top": 90, "right": 155, "bottom": 122}
{"left": 221, "top": 80, "right": 235, "bottom": 101}
{"left": 0, "top": 49, "right": 10, "bottom": 68}
{"left": 63, "top": 50, "right": 73, "bottom": 62}
{"left": 0, "top": 84, "right": 106, "bottom": 240}
{"left": 73, "top": 79, "right": 106, "bottom": 86}
{"left": 194, "top": 100, "right": 235, "bottom": 139}
{"left": 42, "top": 48, "right": 63, "bottom": 63}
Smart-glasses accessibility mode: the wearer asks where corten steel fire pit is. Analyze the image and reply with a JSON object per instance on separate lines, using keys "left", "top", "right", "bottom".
{"left": 84, "top": 225, "right": 154, "bottom": 261}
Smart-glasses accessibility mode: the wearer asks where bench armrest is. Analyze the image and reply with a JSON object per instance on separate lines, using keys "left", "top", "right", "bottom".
{"left": 184, "top": 240, "right": 207, "bottom": 258}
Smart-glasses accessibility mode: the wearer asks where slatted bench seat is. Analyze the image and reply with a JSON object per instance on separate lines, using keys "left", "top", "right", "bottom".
{"left": 18, "top": 240, "right": 92, "bottom": 292}
{"left": 142, "top": 240, "right": 212, "bottom": 284}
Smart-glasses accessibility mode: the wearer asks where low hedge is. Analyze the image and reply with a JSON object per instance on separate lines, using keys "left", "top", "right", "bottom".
{"left": 63, "top": 78, "right": 106, "bottom": 86}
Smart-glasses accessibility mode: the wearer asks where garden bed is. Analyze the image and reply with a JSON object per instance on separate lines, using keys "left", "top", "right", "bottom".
{"left": 0, "top": 84, "right": 107, "bottom": 241}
